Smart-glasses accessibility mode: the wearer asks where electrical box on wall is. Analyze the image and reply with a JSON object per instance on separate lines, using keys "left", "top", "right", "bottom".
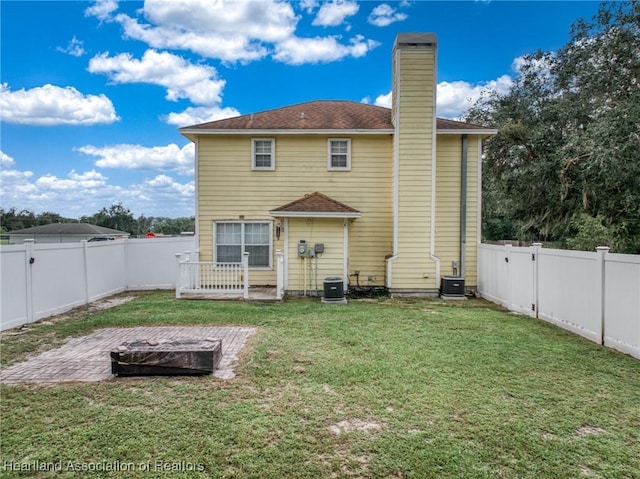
{"left": 297, "top": 240, "right": 307, "bottom": 257}
{"left": 314, "top": 243, "right": 324, "bottom": 254}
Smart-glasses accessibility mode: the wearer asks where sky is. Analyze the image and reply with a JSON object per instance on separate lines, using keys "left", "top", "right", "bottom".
{"left": 0, "top": 0, "right": 603, "bottom": 219}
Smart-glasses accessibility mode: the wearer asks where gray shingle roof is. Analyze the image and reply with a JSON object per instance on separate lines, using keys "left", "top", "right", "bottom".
{"left": 180, "top": 100, "right": 490, "bottom": 132}
{"left": 271, "top": 192, "right": 360, "bottom": 215}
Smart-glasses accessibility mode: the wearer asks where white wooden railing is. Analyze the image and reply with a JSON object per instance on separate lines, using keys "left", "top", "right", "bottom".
{"left": 176, "top": 252, "right": 249, "bottom": 299}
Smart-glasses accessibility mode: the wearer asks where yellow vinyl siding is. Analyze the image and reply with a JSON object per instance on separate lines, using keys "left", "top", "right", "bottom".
{"left": 197, "top": 134, "right": 392, "bottom": 287}
{"left": 392, "top": 45, "right": 437, "bottom": 289}
{"left": 287, "top": 219, "right": 344, "bottom": 292}
{"left": 435, "top": 135, "right": 480, "bottom": 287}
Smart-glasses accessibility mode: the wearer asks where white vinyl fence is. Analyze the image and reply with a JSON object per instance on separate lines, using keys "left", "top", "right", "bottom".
{"left": 1, "top": 237, "right": 196, "bottom": 331}
{"left": 478, "top": 243, "right": 640, "bottom": 359}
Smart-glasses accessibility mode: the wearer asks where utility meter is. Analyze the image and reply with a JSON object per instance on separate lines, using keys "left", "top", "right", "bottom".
{"left": 297, "top": 240, "right": 307, "bottom": 257}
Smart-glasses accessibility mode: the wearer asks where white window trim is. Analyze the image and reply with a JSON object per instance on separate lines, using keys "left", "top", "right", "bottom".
{"left": 327, "top": 138, "right": 351, "bottom": 171}
{"left": 213, "top": 220, "right": 273, "bottom": 270}
{"left": 252, "top": 138, "right": 275, "bottom": 171}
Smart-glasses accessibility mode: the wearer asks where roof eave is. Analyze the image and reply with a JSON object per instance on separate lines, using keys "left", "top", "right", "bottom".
{"left": 179, "top": 128, "right": 394, "bottom": 136}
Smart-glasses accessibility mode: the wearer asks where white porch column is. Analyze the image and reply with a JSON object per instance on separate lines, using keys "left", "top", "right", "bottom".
{"left": 242, "top": 252, "right": 250, "bottom": 299}
{"left": 343, "top": 219, "right": 349, "bottom": 292}
{"left": 276, "top": 249, "right": 285, "bottom": 300}
{"left": 175, "top": 253, "right": 184, "bottom": 299}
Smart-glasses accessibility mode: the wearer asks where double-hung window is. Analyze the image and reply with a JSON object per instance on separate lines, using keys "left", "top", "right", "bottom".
{"left": 252, "top": 138, "right": 275, "bottom": 170}
{"left": 215, "top": 221, "right": 271, "bottom": 268}
{"left": 328, "top": 139, "right": 351, "bottom": 170}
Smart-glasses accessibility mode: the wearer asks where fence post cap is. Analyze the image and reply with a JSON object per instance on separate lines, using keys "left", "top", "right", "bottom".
{"left": 596, "top": 246, "right": 610, "bottom": 253}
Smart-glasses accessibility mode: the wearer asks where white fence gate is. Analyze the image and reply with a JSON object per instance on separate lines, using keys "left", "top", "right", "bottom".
{"left": 1, "top": 237, "right": 196, "bottom": 331}
{"left": 478, "top": 243, "right": 640, "bottom": 359}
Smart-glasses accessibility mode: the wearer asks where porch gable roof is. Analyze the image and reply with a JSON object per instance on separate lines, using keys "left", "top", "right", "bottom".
{"left": 269, "top": 192, "right": 361, "bottom": 219}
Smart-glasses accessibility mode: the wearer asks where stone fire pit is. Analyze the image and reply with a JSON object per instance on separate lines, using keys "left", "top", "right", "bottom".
{"left": 111, "top": 338, "right": 222, "bottom": 376}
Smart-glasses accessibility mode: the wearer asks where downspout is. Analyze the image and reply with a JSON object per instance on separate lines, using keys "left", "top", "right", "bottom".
{"left": 460, "top": 134, "right": 468, "bottom": 278}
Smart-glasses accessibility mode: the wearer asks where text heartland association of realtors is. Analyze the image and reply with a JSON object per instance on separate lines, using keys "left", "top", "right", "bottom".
{"left": 2, "top": 460, "right": 206, "bottom": 473}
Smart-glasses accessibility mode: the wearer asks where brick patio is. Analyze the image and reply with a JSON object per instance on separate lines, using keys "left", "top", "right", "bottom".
{"left": 0, "top": 326, "right": 256, "bottom": 385}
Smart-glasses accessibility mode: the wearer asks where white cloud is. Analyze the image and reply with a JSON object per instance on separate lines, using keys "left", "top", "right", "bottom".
{"left": 84, "top": 0, "right": 378, "bottom": 66}
{"left": 0, "top": 154, "right": 35, "bottom": 199}
{"left": 76, "top": 142, "right": 195, "bottom": 175}
{"left": 312, "top": 0, "right": 359, "bottom": 27}
{"left": 133, "top": 175, "right": 195, "bottom": 216}
{"left": 0, "top": 161, "right": 195, "bottom": 218}
{"left": 85, "top": 0, "right": 119, "bottom": 21}
{"left": 437, "top": 75, "right": 513, "bottom": 118}
{"left": 299, "top": 0, "right": 318, "bottom": 14}
{"left": 1, "top": 150, "right": 16, "bottom": 169}
{"left": 0, "top": 83, "right": 119, "bottom": 126}
{"left": 164, "top": 105, "right": 240, "bottom": 127}
{"left": 36, "top": 170, "right": 109, "bottom": 191}
{"left": 274, "top": 34, "right": 379, "bottom": 65}
{"left": 114, "top": 14, "right": 269, "bottom": 64}
{"left": 360, "top": 91, "right": 391, "bottom": 107}
{"left": 368, "top": 4, "right": 408, "bottom": 27}
{"left": 57, "top": 36, "right": 86, "bottom": 57}
{"left": 91, "top": 0, "right": 297, "bottom": 63}
{"left": 361, "top": 74, "right": 514, "bottom": 119}
{"left": 88, "top": 50, "right": 226, "bottom": 106}
{"left": 1, "top": 166, "right": 117, "bottom": 215}
{"left": 145, "top": 174, "right": 194, "bottom": 196}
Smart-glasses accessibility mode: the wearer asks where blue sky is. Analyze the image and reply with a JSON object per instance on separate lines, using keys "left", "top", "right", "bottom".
{"left": 1, "top": 0, "right": 602, "bottom": 219}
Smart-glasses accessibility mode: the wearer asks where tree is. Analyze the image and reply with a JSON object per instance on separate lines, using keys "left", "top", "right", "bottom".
{"left": 36, "top": 211, "right": 68, "bottom": 225}
{"left": 0, "top": 208, "right": 37, "bottom": 232}
{"left": 467, "top": 1, "right": 640, "bottom": 252}
{"left": 82, "top": 203, "right": 137, "bottom": 235}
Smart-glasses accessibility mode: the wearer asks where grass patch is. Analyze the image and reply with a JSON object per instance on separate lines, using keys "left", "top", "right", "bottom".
{"left": 1, "top": 292, "right": 639, "bottom": 478}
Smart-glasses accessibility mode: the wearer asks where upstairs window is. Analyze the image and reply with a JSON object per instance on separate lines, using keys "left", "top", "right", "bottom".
{"left": 252, "top": 138, "right": 275, "bottom": 170}
{"left": 328, "top": 139, "right": 351, "bottom": 170}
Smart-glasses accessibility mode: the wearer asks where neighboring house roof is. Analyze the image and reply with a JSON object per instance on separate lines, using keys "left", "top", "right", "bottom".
{"left": 269, "top": 192, "right": 362, "bottom": 219}
{"left": 179, "top": 100, "right": 496, "bottom": 136}
{"left": 9, "top": 223, "right": 129, "bottom": 236}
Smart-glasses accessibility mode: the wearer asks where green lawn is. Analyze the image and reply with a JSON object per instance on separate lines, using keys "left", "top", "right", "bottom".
{"left": 1, "top": 292, "right": 639, "bottom": 478}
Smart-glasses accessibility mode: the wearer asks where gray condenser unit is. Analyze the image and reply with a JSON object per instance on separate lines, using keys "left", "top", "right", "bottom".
{"left": 323, "top": 277, "right": 344, "bottom": 299}
{"left": 441, "top": 276, "right": 465, "bottom": 298}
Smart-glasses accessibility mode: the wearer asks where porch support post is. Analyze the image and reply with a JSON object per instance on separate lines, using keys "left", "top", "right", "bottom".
{"left": 243, "top": 252, "right": 250, "bottom": 299}
{"left": 343, "top": 219, "right": 349, "bottom": 292}
{"left": 276, "top": 249, "right": 284, "bottom": 300}
{"left": 175, "top": 253, "right": 183, "bottom": 299}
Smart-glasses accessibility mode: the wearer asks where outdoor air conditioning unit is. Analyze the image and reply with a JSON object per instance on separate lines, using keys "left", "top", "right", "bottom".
{"left": 322, "top": 277, "right": 347, "bottom": 304}
{"left": 441, "top": 276, "right": 465, "bottom": 299}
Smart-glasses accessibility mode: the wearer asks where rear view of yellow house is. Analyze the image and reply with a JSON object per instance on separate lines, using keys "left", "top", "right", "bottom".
{"left": 179, "top": 33, "right": 496, "bottom": 297}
